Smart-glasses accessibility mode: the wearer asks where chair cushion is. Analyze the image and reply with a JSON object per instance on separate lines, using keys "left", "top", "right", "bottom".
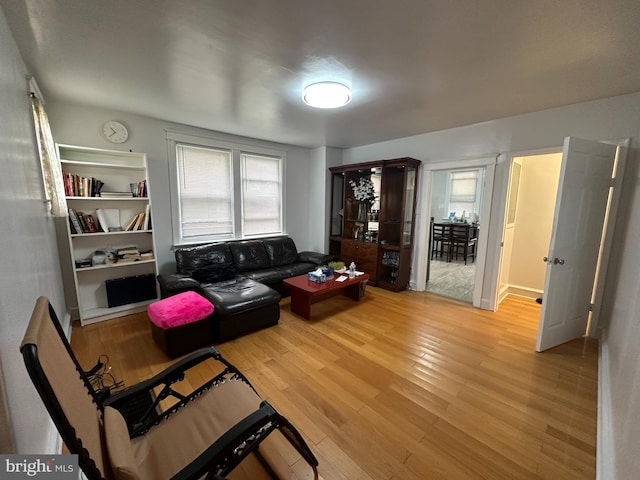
{"left": 130, "top": 379, "right": 262, "bottom": 480}
{"left": 104, "top": 407, "right": 141, "bottom": 480}
{"left": 147, "top": 291, "right": 214, "bottom": 329}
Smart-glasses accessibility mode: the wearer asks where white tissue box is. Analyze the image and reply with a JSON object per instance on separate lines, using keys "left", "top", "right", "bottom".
{"left": 308, "top": 271, "right": 327, "bottom": 283}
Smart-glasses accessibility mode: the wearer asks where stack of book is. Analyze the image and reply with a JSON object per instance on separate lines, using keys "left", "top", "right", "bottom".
{"left": 63, "top": 173, "right": 104, "bottom": 197}
{"left": 116, "top": 246, "right": 141, "bottom": 263}
{"left": 68, "top": 208, "right": 99, "bottom": 234}
{"left": 99, "top": 191, "right": 133, "bottom": 198}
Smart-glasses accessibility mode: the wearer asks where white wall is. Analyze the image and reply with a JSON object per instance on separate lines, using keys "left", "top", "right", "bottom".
{"left": 0, "top": 9, "right": 68, "bottom": 454}
{"left": 599, "top": 147, "right": 640, "bottom": 480}
{"left": 430, "top": 170, "right": 448, "bottom": 221}
{"left": 311, "top": 147, "right": 343, "bottom": 254}
{"left": 45, "top": 102, "right": 317, "bottom": 275}
{"left": 508, "top": 154, "right": 561, "bottom": 295}
{"left": 343, "top": 92, "right": 640, "bottom": 480}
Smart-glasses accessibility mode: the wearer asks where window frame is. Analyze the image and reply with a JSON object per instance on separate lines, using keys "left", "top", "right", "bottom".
{"left": 167, "top": 130, "right": 286, "bottom": 246}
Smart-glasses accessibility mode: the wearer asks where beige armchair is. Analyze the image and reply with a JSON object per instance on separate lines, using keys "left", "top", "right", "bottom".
{"left": 20, "top": 296, "right": 318, "bottom": 479}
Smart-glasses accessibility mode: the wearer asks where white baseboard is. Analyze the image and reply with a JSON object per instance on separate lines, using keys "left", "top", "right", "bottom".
{"left": 507, "top": 284, "right": 542, "bottom": 299}
{"left": 597, "top": 333, "right": 615, "bottom": 480}
{"left": 63, "top": 311, "right": 72, "bottom": 339}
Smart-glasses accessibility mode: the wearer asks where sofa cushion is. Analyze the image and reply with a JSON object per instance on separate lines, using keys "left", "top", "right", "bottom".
{"left": 244, "top": 263, "right": 317, "bottom": 285}
{"left": 191, "top": 263, "right": 238, "bottom": 284}
{"left": 174, "top": 243, "right": 234, "bottom": 276}
{"left": 229, "top": 240, "right": 270, "bottom": 272}
{"left": 201, "top": 279, "right": 280, "bottom": 316}
{"left": 263, "top": 237, "right": 298, "bottom": 267}
{"left": 297, "top": 251, "right": 334, "bottom": 266}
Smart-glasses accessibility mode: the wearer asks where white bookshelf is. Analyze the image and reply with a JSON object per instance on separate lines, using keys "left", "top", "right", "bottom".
{"left": 56, "top": 144, "right": 159, "bottom": 325}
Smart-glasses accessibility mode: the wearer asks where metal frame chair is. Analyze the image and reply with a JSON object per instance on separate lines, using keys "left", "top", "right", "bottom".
{"left": 21, "top": 296, "right": 318, "bottom": 480}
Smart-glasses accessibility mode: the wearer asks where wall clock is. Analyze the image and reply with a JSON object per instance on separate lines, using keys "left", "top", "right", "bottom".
{"left": 102, "top": 120, "right": 129, "bottom": 144}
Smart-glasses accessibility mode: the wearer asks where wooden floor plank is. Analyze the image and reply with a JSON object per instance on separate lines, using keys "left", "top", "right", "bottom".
{"left": 71, "top": 290, "right": 597, "bottom": 479}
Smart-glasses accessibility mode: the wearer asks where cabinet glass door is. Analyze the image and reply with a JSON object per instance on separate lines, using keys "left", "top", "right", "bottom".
{"left": 402, "top": 167, "right": 416, "bottom": 245}
{"left": 331, "top": 172, "right": 344, "bottom": 237}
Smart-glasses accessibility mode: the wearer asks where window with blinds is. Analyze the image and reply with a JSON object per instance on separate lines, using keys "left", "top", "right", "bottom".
{"left": 172, "top": 140, "right": 284, "bottom": 244}
{"left": 448, "top": 170, "right": 479, "bottom": 218}
{"left": 241, "top": 153, "right": 283, "bottom": 236}
{"left": 177, "top": 145, "right": 233, "bottom": 239}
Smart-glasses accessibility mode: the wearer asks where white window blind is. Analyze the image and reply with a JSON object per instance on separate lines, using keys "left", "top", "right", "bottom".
{"left": 241, "top": 153, "right": 283, "bottom": 236}
{"left": 177, "top": 145, "right": 233, "bottom": 239}
{"left": 450, "top": 171, "right": 478, "bottom": 202}
{"left": 449, "top": 170, "right": 479, "bottom": 217}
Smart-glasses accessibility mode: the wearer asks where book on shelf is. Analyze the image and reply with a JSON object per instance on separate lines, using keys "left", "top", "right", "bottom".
{"left": 68, "top": 208, "right": 92, "bottom": 234}
{"left": 143, "top": 204, "right": 150, "bottom": 230}
{"left": 124, "top": 210, "right": 149, "bottom": 231}
{"left": 62, "top": 172, "right": 103, "bottom": 197}
{"left": 140, "top": 250, "right": 154, "bottom": 260}
{"left": 132, "top": 212, "right": 145, "bottom": 231}
{"left": 116, "top": 245, "right": 142, "bottom": 263}
{"left": 125, "top": 212, "right": 141, "bottom": 231}
{"left": 99, "top": 191, "right": 133, "bottom": 198}
{"left": 135, "top": 179, "right": 147, "bottom": 198}
{"left": 77, "top": 212, "right": 91, "bottom": 233}
{"left": 117, "top": 246, "right": 140, "bottom": 256}
{"left": 85, "top": 214, "right": 98, "bottom": 233}
{"left": 68, "top": 208, "right": 82, "bottom": 234}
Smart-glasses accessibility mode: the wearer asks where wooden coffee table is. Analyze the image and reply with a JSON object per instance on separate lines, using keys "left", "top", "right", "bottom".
{"left": 283, "top": 272, "right": 370, "bottom": 319}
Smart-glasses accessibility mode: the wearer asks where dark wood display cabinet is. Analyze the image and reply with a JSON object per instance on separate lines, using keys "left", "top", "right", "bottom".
{"left": 329, "top": 157, "right": 420, "bottom": 291}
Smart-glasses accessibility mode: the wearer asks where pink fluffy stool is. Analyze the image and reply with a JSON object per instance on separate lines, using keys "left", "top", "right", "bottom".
{"left": 148, "top": 291, "right": 215, "bottom": 358}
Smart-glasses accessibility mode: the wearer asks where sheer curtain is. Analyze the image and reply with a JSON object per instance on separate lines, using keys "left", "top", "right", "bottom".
{"left": 30, "top": 94, "right": 67, "bottom": 216}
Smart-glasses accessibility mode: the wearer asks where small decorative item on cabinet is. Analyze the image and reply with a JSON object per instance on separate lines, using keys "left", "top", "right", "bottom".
{"left": 352, "top": 222, "right": 365, "bottom": 239}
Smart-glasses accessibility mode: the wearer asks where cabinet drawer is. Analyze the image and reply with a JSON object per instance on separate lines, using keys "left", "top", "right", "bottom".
{"left": 341, "top": 240, "right": 359, "bottom": 260}
{"left": 357, "top": 243, "right": 377, "bottom": 263}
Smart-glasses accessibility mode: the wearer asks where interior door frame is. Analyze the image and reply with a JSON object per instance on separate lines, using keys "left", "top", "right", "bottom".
{"left": 490, "top": 139, "right": 629, "bottom": 334}
{"left": 487, "top": 146, "right": 562, "bottom": 312}
{"left": 412, "top": 155, "right": 497, "bottom": 308}
{"left": 587, "top": 138, "right": 629, "bottom": 336}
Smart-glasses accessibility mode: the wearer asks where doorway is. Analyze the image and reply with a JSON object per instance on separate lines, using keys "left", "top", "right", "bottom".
{"left": 494, "top": 138, "right": 627, "bottom": 352}
{"left": 498, "top": 153, "right": 562, "bottom": 304}
{"left": 426, "top": 168, "right": 485, "bottom": 303}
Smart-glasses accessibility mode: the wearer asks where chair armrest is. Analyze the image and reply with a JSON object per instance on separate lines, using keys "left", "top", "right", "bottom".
{"left": 157, "top": 273, "right": 202, "bottom": 298}
{"left": 297, "top": 251, "right": 333, "bottom": 266}
{"left": 105, "top": 347, "right": 221, "bottom": 409}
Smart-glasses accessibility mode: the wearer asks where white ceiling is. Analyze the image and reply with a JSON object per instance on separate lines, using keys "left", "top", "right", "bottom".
{"left": 4, "top": 0, "right": 640, "bottom": 148}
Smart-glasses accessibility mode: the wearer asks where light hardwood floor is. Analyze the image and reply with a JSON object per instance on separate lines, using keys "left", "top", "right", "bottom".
{"left": 71, "top": 289, "right": 597, "bottom": 480}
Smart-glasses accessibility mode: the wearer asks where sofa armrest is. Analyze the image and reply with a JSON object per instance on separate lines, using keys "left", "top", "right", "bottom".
{"left": 157, "top": 273, "right": 202, "bottom": 298}
{"left": 297, "top": 251, "right": 333, "bottom": 266}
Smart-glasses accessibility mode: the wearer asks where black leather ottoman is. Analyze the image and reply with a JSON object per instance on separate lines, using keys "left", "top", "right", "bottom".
{"left": 201, "top": 278, "right": 281, "bottom": 342}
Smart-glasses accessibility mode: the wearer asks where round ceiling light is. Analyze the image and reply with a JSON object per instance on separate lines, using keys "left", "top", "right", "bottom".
{"left": 302, "top": 81, "right": 351, "bottom": 108}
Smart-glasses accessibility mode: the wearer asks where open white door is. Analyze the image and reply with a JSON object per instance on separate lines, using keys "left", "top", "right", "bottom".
{"left": 535, "top": 137, "right": 617, "bottom": 352}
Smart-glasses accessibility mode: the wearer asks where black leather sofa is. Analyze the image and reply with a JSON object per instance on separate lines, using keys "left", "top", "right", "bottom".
{"left": 157, "top": 236, "right": 332, "bottom": 342}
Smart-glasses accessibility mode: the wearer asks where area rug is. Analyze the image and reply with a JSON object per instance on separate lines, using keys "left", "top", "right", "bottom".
{"left": 426, "top": 259, "right": 475, "bottom": 303}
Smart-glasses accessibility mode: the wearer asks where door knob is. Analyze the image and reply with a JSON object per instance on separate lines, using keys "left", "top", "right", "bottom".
{"left": 543, "top": 256, "right": 552, "bottom": 263}
{"left": 553, "top": 258, "right": 565, "bottom": 265}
